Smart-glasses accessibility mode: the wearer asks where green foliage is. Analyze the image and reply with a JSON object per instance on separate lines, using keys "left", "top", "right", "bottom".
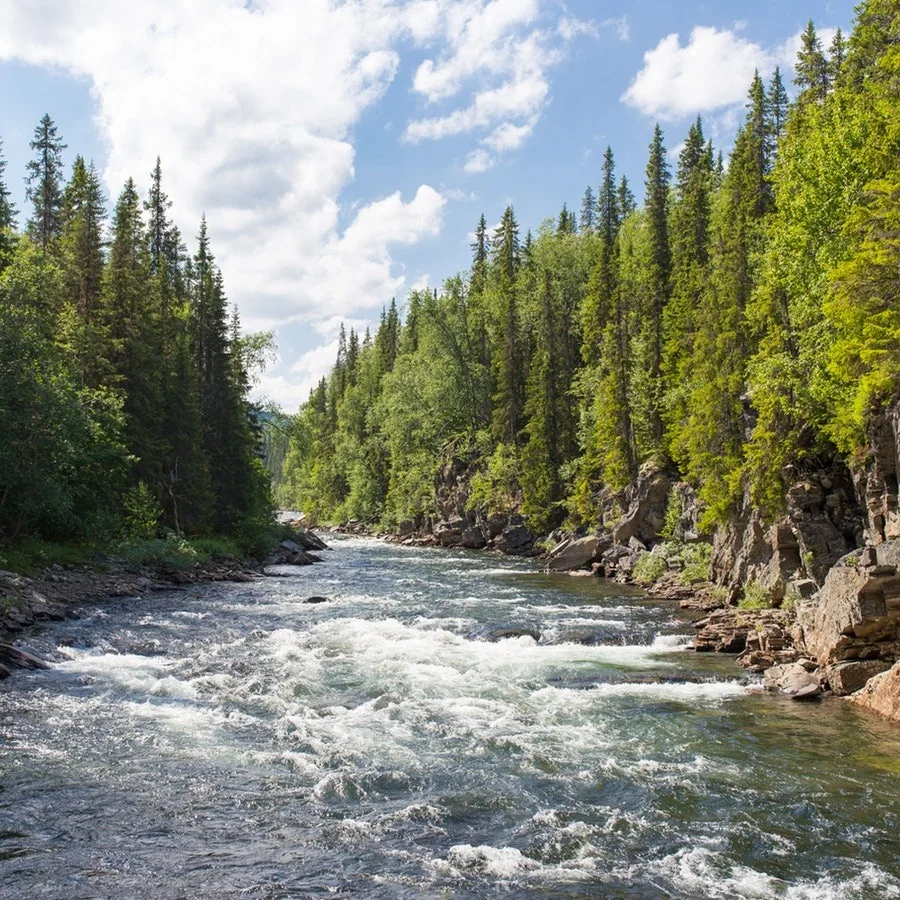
{"left": 468, "top": 443, "right": 520, "bottom": 518}
{"left": 275, "top": 6, "right": 899, "bottom": 555}
{"left": 738, "top": 581, "right": 775, "bottom": 609}
{"left": 633, "top": 552, "right": 667, "bottom": 585}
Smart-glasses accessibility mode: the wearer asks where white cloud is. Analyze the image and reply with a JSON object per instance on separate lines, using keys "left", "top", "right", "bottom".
{"left": 600, "top": 16, "right": 630, "bottom": 43}
{"left": 463, "top": 148, "right": 496, "bottom": 174}
{"left": 622, "top": 24, "right": 842, "bottom": 123}
{"left": 622, "top": 26, "right": 773, "bottom": 120}
{"left": 404, "top": 1, "right": 596, "bottom": 171}
{"left": 0, "top": 0, "right": 449, "bottom": 336}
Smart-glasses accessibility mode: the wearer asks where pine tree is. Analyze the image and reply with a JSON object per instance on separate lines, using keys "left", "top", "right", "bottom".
{"left": 26, "top": 114, "right": 67, "bottom": 252}
{"left": 617, "top": 176, "right": 636, "bottom": 219}
{"left": 521, "top": 266, "right": 563, "bottom": 530}
{"left": 0, "top": 139, "right": 18, "bottom": 267}
{"left": 582, "top": 148, "right": 619, "bottom": 365}
{"left": 579, "top": 186, "right": 595, "bottom": 232}
{"left": 58, "top": 157, "right": 108, "bottom": 384}
{"left": 662, "top": 117, "right": 713, "bottom": 459}
{"left": 490, "top": 206, "right": 523, "bottom": 445}
{"left": 767, "top": 67, "right": 790, "bottom": 151}
{"left": 828, "top": 28, "right": 847, "bottom": 85}
{"left": 641, "top": 124, "right": 671, "bottom": 450}
{"left": 795, "top": 20, "right": 829, "bottom": 102}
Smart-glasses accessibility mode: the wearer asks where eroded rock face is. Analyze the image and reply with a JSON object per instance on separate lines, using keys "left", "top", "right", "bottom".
{"left": 826, "top": 659, "right": 893, "bottom": 695}
{"left": 611, "top": 463, "right": 671, "bottom": 546}
{"left": 855, "top": 397, "right": 900, "bottom": 544}
{"left": 798, "top": 543, "right": 900, "bottom": 666}
{"left": 849, "top": 661, "right": 900, "bottom": 724}
{"left": 710, "top": 503, "right": 801, "bottom": 604}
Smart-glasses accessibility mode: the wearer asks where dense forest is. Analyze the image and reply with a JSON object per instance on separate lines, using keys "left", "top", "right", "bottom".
{"left": 278, "top": 4, "right": 900, "bottom": 543}
{"left": 0, "top": 121, "right": 273, "bottom": 553}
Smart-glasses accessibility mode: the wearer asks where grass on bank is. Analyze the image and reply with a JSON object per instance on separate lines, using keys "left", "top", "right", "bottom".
{"left": 0, "top": 522, "right": 299, "bottom": 576}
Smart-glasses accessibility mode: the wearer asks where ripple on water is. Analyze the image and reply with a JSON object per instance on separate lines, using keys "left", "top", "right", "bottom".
{"left": 1, "top": 535, "right": 898, "bottom": 899}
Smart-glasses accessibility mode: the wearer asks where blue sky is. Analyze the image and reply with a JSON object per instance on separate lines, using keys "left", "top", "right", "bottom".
{"left": 0, "top": 0, "right": 856, "bottom": 410}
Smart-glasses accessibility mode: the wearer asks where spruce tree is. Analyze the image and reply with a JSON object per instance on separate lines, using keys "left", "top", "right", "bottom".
{"left": 26, "top": 114, "right": 67, "bottom": 252}
{"left": 58, "top": 157, "right": 108, "bottom": 384}
{"left": 641, "top": 124, "right": 671, "bottom": 450}
{"left": 795, "top": 21, "right": 829, "bottom": 102}
{"left": 579, "top": 186, "right": 595, "bottom": 232}
{"left": 0, "top": 139, "right": 17, "bottom": 268}
{"left": 662, "top": 117, "right": 713, "bottom": 459}
{"left": 490, "top": 206, "right": 524, "bottom": 445}
{"left": 767, "top": 67, "right": 790, "bottom": 150}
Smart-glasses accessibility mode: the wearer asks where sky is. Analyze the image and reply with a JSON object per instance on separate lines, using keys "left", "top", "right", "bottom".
{"left": 0, "top": 0, "right": 857, "bottom": 411}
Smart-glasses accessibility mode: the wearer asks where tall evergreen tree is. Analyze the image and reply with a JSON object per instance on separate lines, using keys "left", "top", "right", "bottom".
{"left": 58, "top": 157, "right": 108, "bottom": 384}
{"left": 767, "top": 67, "right": 790, "bottom": 150}
{"left": 579, "top": 186, "right": 595, "bottom": 232}
{"left": 795, "top": 20, "right": 829, "bottom": 102}
{"left": 490, "top": 206, "right": 523, "bottom": 445}
{"left": 26, "top": 115, "right": 67, "bottom": 252}
{"left": 641, "top": 123, "right": 671, "bottom": 450}
{"left": 662, "top": 117, "right": 713, "bottom": 457}
{"left": 0, "top": 139, "right": 17, "bottom": 267}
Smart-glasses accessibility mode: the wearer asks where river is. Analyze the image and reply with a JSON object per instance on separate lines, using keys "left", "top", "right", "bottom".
{"left": 1, "top": 535, "right": 899, "bottom": 898}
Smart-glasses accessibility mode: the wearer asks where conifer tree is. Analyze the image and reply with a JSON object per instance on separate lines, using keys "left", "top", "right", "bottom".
{"left": 767, "top": 67, "right": 790, "bottom": 149}
{"left": 617, "top": 176, "right": 636, "bottom": 219}
{"left": 582, "top": 148, "right": 619, "bottom": 365}
{"left": 0, "top": 139, "right": 17, "bottom": 267}
{"left": 579, "top": 186, "right": 595, "bottom": 232}
{"left": 795, "top": 21, "right": 829, "bottom": 102}
{"left": 640, "top": 124, "right": 671, "bottom": 450}
{"left": 662, "top": 117, "right": 713, "bottom": 457}
{"left": 828, "top": 28, "right": 847, "bottom": 85}
{"left": 521, "top": 267, "right": 564, "bottom": 530}
{"left": 490, "top": 206, "right": 524, "bottom": 445}
{"left": 58, "top": 157, "right": 108, "bottom": 384}
{"left": 26, "top": 114, "right": 67, "bottom": 252}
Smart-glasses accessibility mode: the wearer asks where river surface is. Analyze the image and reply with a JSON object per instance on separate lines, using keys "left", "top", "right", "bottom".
{"left": 1, "top": 536, "right": 899, "bottom": 898}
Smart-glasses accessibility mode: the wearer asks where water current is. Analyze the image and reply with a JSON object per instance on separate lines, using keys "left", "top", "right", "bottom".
{"left": 1, "top": 535, "right": 899, "bottom": 898}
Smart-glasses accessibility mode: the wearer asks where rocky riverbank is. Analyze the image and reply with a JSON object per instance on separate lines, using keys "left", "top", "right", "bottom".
{"left": 0, "top": 527, "right": 330, "bottom": 678}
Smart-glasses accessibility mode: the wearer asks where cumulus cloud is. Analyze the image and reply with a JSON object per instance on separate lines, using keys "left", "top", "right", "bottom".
{"left": 622, "top": 26, "right": 772, "bottom": 120}
{"left": 404, "top": 0, "right": 599, "bottom": 171}
{"left": 622, "top": 24, "right": 841, "bottom": 123}
{"left": 0, "top": 0, "right": 597, "bottom": 407}
{"left": 0, "top": 0, "right": 448, "bottom": 337}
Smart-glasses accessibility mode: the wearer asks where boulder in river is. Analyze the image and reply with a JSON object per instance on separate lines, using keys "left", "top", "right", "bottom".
{"left": 303, "top": 596, "right": 329, "bottom": 604}
{"left": 545, "top": 535, "right": 610, "bottom": 572}
{"left": 0, "top": 642, "right": 50, "bottom": 671}
{"left": 763, "top": 662, "right": 823, "bottom": 700}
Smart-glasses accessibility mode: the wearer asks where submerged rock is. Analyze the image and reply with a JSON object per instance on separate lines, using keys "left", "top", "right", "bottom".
{"left": 480, "top": 626, "right": 541, "bottom": 642}
{"left": 0, "top": 642, "right": 50, "bottom": 671}
{"left": 303, "top": 596, "right": 329, "bottom": 604}
{"left": 763, "top": 662, "right": 822, "bottom": 700}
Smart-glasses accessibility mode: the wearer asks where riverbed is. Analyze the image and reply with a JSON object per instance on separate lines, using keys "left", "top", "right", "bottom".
{"left": 1, "top": 535, "right": 898, "bottom": 897}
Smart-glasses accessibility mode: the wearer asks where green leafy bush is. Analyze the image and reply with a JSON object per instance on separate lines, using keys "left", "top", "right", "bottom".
{"left": 633, "top": 551, "right": 668, "bottom": 585}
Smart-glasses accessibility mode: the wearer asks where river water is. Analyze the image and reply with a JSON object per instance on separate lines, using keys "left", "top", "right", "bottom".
{"left": 1, "top": 535, "right": 899, "bottom": 898}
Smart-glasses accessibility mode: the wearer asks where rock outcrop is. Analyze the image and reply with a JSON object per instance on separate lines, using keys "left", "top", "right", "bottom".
{"left": 849, "top": 661, "right": 900, "bottom": 723}
{"left": 611, "top": 463, "right": 671, "bottom": 546}
{"left": 797, "top": 544, "right": 900, "bottom": 668}
{"left": 855, "top": 396, "right": 900, "bottom": 544}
